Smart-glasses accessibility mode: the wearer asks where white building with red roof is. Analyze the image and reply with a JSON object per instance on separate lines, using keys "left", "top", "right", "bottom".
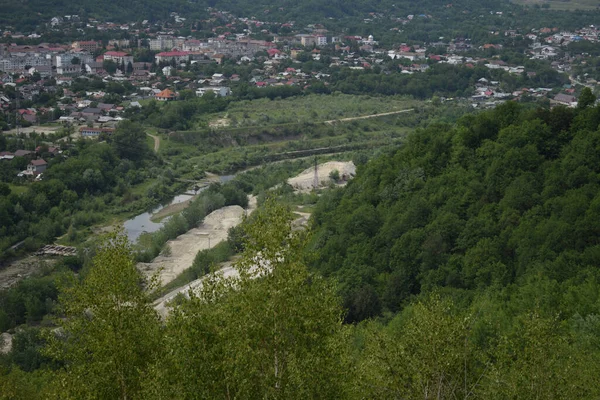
{"left": 102, "top": 51, "right": 133, "bottom": 65}
{"left": 155, "top": 51, "right": 191, "bottom": 63}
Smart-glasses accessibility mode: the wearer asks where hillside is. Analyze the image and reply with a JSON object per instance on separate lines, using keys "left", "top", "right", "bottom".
{"left": 1, "top": 0, "right": 594, "bottom": 34}
{"left": 310, "top": 101, "right": 600, "bottom": 322}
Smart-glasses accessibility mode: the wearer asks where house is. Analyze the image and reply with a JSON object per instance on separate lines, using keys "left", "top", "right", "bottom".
{"left": 211, "top": 54, "right": 225, "bottom": 65}
{"left": 97, "top": 103, "right": 115, "bottom": 112}
{"left": 27, "top": 159, "right": 47, "bottom": 174}
{"left": 155, "top": 51, "right": 190, "bottom": 64}
{"left": 155, "top": 89, "right": 177, "bottom": 101}
{"left": 196, "top": 87, "right": 231, "bottom": 97}
{"left": 36, "top": 146, "right": 59, "bottom": 156}
{"left": 14, "top": 150, "right": 33, "bottom": 158}
{"left": 85, "top": 62, "right": 105, "bottom": 74}
{"left": 79, "top": 127, "right": 115, "bottom": 137}
{"left": 553, "top": 93, "right": 578, "bottom": 108}
{"left": 103, "top": 51, "right": 134, "bottom": 66}
{"left": 0, "top": 151, "right": 14, "bottom": 161}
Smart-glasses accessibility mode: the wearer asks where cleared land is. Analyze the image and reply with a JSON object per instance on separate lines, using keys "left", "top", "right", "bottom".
{"left": 0, "top": 257, "right": 56, "bottom": 290}
{"left": 138, "top": 196, "right": 257, "bottom": 286}
{"left": 288, "top": 161, "right": 356, "bottom": 191}
{"left": 210, "top": 94, "right": 417, "bottom": 129}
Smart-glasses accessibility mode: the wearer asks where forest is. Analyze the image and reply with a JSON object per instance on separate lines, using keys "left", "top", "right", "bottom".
{"left": 2, "top": 0, "right": 600, "bottom": 46}
{"left": 2, "top": 99, "right": 600, "bottom": 398}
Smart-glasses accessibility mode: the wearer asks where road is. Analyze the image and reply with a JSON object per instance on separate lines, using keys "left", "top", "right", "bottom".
{"left": 324, "top": 108, "right": 414, "bottom": 124}
{"left": 569, "top": 76, "right": 594, "bottom": 89}
{"left": 147, "top": 133, "right": 160, "bottom": 152}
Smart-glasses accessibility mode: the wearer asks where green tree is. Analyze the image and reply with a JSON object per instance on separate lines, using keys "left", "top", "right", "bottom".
{"left": 111, "top": 120, "right": 148, "bottom": 161}
{"left": 356, "top": 294, "right": 484, "bottom": 399}
{"left": 578, "top": 87, "right": 596, "bottom": 109}
{"left": 43, "top": 232, "right": 163, "bottom": 399}
{"left": 102, "top": 60, "right": 117, "bottom": 75}
{"left": 149, "top": 199, "right": 350, "bottom": 399}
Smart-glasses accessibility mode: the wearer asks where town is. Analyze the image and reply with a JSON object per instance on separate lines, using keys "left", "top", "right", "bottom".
{"left": 1, "top": 8, "right": 599, "bottom": 138}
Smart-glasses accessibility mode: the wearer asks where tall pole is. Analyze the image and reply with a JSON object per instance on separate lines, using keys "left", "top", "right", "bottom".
{"left": 313, "top": 156, "right": 318, "bottom": 190}
{"left": 15, "top": 89, "right": 20, "bottom": 135}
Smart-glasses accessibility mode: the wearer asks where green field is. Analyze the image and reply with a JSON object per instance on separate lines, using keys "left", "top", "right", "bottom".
{"left": 205, "top": 94, "right": 418, "bottom": 129}
{"left": 7, "top": 184, "right": 28, "bottom": 195}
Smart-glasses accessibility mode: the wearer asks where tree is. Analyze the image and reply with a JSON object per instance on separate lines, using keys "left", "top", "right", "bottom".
{"left": 356, "top": 294, "right": 484, "bottom": 399}
{"left": 149, "top": 199, "right": 350, "bottom": 399}
{"left": 111, "top": 120, "right": 148, "bottom": 161}
{"left": 329, "top": 169, "right": 340, "bottom": 182}
{"left": 0, "top": 183, "right": 10, "bottom": 197}
{"left": 578, "top": 87, "right": 596, "bottom": 109}
{"left": 43, "top": 232, "right": 163, "bottom": 399}
{"left": 102, "top": 60, "right": 117, "bottom": 74}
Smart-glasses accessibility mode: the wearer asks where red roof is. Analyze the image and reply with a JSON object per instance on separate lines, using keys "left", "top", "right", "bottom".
{"left": 157, "top": 51, "right": 190, "bottom": 57}
{"left": 30, "top": 159, "right": 47, "bottom": 166}
{"left": 155, "top": 89, "right": 177, "bottom": 99}
{"left": 104, "top": 51, "right": 129, "bottom": 57}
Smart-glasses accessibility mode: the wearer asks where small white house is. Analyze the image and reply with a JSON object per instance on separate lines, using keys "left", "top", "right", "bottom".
{"left": 196, "top": 87, "right": 231, "bottom": 97}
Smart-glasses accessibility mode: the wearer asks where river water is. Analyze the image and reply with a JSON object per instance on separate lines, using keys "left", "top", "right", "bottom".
{"left": 123, "top": 175, "right": 235, "bottom": 243}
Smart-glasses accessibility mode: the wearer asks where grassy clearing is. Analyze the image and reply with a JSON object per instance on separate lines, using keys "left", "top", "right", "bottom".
{"left": 8, "top": 184, "right": 28, "bottom": 195}
{"left": 206, "top": 94, "right": 418, "bottom": 129}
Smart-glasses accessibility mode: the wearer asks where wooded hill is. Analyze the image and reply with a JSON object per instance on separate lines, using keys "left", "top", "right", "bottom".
{"left": 310, "top": 100, "right": 600, "bottom": 322}
{"left": 3, "top": 0, "right": 599, "bottom": 36}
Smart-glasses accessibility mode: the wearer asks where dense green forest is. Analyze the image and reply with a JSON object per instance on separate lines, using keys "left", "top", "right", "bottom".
{"left": 2, "top": 194, "right": 600, "bottom": 398}
{"left": 310, "top": 100, "right": 600, "bottom": 322}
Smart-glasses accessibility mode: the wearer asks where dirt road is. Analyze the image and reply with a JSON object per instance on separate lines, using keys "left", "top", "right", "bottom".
{"left": 324, "top": 108, "right": 414, "bottom": 124}
{"left": 147, "top": 133, "right": 160, "bottom": 152}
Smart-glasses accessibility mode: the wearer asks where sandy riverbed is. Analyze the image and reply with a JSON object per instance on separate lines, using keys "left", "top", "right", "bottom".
{"left": 138, "top": 196, "right": 257, "bottom": 286}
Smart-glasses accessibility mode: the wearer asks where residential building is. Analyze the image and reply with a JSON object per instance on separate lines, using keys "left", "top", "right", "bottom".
{"left": 155, "top": 51, "right": 190, "bottom": 64}
{"left": 79, "top": 127, "right": 115, "bottom": 137}
{"left": 196, "top": 87, "right": 231, "bottom": 97}
{"left": 102, "top": 51, "right": 134, "bottom": 66}
{"left": 72, "top": 41, "right": 100, "bottom": 52}
{"left": 553, "top": 93, "right": 578, "bottom": 108}
{"left": 27, "top": 159, "right": 47, "bottom": 174}
{"left": 155, "top": 89, "right": 177, "bottom": 101}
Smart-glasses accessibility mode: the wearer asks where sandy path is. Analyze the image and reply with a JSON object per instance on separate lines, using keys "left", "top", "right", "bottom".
{"left": 324, "top": 108, "right": 414, "bottom": 124}
{"left": 139, "top": 196, "right": 257, "bottom": 287}
{"left": 146, "top": 133, "right": 160, "bottom": 152}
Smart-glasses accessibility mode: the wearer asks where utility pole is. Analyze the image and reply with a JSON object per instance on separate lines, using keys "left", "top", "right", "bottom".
{"left": 15, "top": 89, "right": 20, "bottom": 135}
{"left": 313, "top": 156, "right": 319, "bottom": 190}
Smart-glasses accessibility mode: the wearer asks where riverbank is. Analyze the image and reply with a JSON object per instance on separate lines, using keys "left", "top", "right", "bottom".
{"left": 138, "top": 196, "right": 257, "bottom": 287}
